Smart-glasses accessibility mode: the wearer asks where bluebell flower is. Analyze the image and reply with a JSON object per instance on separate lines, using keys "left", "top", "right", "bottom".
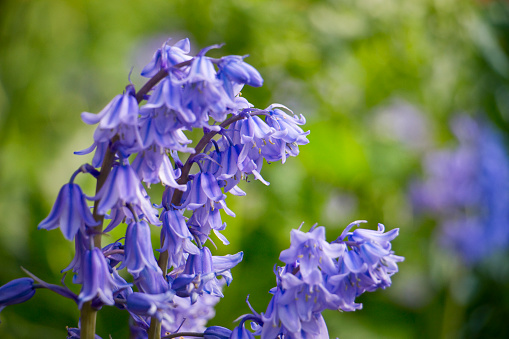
{"left": 264, "top": 106, "right": 310, "bottom": 163}
{"left": 204, "top": 326, "right": 233, "bottom": 339}
{"left": 231, "top": 322, "right": 256, "bottom": 339}
{"left": 134, "top": 267, "right": 169, "bottom": 294}
{"left": 181, "top": 172, "right": 226, "bottom": 210}
{"left": 186, "top": 203, "right": 230, "bottom": 246}
{"left": 266, "top": 106, "right": 309, "bottom": 143}
{"left": 217, "top": 55, "right": 263, "bottom": 88}
{"left": 38, "top": 183, "right": 99, "bottom": 241}
{"left": 233, "top": 221, "right": 402, "bottom": 338}
{"left": 280, "top": 271, "right": 340, "bottom": 321}
{"left": 142, "top": 76, "right": 201, "bottom": 127}
{"left": 279, "top": 226, "right": 344, "bottom": 283}
{"left": 126, "top": 291, "right": 175, "bottom": 322}
{"left": 277, "top": 313, "right": 329, "bottom": 339}
{"left": 160, "top": 208, "right": 193, "bottom": 241}
{"left": 222, "top": 113, "right": 280, "bottom": 184}
{"left": 62, "top": 231, "right": 89, "bottom": 274}
{"left": 102, "top": 241, "right": 124, "bottom": 268}
{"left": 224, "top": 105, "right": 309, "bottom": 170}
{"left": 410, "top": 115, "right": 509, "bottom": 263}
{"left": 257, "top": 265, "right": 337, "bottom": 338}
{"left": 164, "top": 291, "right": 222, "bottom": 332}
{"left": 75, "top": 248, "right": 124, "bottom": 309}
{"left": 217, "top": 55, "right": 263, "bottom": 100}
{"left": 74, "top": 139, "right": 109, "bottom": 168}
{"left": 141, "top": 38, "right": 192, "bottom": 77}
{"left": 0, "top": 278, "right": 36, "bottom": 313}
{"left": 81, "top": 85, "right": 139, "bottom": 130}
{"left": 93, "top": 164, "right": 160, "bottom": 225}
{"left": 121, "top": 220, "right": 162, "bottom": 275}
{"left": 217, "top": 144, "right": 242, "bottom": 181}
{"left": 159, "top": 208, "right": 200, "bottom": 269}
{"left": 327, "top": 221, "right": 404, "bottom": 310}
{"left": 131, "top": 147, "right": 187, "bottom": 190}
{"left": 175, "top": 46, "right": 236, "bottom": 126}
{"left": 143, "top": 75, "right": 182, "bottom": 112}
{"left": 137, "top": 106, "right": 194, "bottom": 152}
{"left": 170, "top": 247, "right": 243, "bottom": 301}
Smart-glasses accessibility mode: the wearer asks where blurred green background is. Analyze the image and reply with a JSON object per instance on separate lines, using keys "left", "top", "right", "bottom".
{"left": 1, "top": 0, "right": 509, "bottom": 338}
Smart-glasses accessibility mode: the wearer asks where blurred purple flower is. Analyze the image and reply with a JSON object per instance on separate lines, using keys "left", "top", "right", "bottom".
{"left": 411, "top": 115, "right": 509, "bottom": 263}
{"left": 165, "top": 292, "right": 222, "bottom": 332}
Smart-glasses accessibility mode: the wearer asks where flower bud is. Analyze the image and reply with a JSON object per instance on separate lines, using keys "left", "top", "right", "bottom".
{"left": 0, "top": 278, "right": 36, "bottom": 310}
{"left": 204, "top": 326, "right": 232, "bottom": 339}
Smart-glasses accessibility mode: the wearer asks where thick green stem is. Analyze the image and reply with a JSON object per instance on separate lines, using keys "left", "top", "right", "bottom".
{"left": 148, "top": 318, "right": 162, "bottom": 339}
{"left": 80, "top": 302, "right": 97, "bottom": 339}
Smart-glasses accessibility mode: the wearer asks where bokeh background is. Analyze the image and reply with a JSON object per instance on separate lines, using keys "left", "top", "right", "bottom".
{"left": 1, "top": 0, "right": 509, "bottom": 338}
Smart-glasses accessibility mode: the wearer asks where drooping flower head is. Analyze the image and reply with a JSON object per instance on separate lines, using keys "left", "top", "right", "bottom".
{"left": 75, "top": 248, "right": 129, "bottom": 309}
{"left": 93, "top": 163, "right": 160, "bottom": 226}
{"left": 279, "top": 225, "right": 344, "bottom": 283}
{"left": 235, "top": 221, "right": 403, "bottom": 338}
{"left": 332, "top": 222, "right": 404, "bottom": 295}
{"left": 38, "top": 183, "right": 99, "bottom": 241}
{"left": 122, "top": 220, "right": 162, "bottom": 276}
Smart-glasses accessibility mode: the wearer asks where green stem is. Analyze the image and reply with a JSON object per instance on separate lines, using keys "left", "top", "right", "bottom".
{"left": 80, "top": 302, "right": 97, "bottom": 339}
{"left": 148, "top": 318, "right": 161, "bottom": 339}
{"left": 440, "top": 265, "right": 466, "bottom": 339}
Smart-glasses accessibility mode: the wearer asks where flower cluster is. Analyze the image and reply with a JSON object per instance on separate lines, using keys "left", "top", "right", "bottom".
{"left": 232, "top": 221, "right": 403, "bottom": 338}
{"left": 410, "top": 115, "right": 509, "bottom": 264}
{"left": 0, "top": 37, "right": 403, "bottom": 339}
{"left": 0, "top": 37, "right": 312, "bottom": 339}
